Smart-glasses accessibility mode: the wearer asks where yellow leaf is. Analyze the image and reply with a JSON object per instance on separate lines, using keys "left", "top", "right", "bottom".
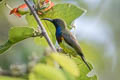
{"left": 51, "top": 53, "right": 80, "bottom": 77}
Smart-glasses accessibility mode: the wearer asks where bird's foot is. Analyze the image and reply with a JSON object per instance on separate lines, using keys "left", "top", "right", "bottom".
{"left": 57, "top": 48, "right": 63, "bottom": 53}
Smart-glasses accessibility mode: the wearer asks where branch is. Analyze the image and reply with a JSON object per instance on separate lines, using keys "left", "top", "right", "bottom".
{"left": 24, "top": 0, "right": 57, "bottom": 52}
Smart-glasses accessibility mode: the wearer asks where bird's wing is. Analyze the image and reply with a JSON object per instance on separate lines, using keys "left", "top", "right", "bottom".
{"left": 62, "top": 30, "right": 91, "bottom": 70}
{"left": 62, "top": 30, "right": 81, "bottom": 51}
{"left": 59, "top": 37, "right": 77, "bottom": 56}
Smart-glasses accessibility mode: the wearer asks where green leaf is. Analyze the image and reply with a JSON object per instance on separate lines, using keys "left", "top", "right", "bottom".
{"left": 50, "top": 53, "right": 80, "bottom": 77}
{"left": 0, "top": 27, "right": 35, "bottom": 54}
{"left": 41, "top": 3, "right": 85, "bottom": 29}
{"left": 34, "top": 37, "right": 49, "bottom": 46}
{"left": 26, "top": 14, "right": 38, "bottom": 29}
{"left": 26, "top": 14, "right": 55, "bottom": 46}
{"left": 26, "top": 3, "right": 85, "bottom": 46}
{"left": 0, "top": 40, "right": 13, "bottom": 54}
{"left": 29, "top": 63, "right": 67, "bottom": 80}
{"left": 0, "top": 76, "right": 25, "bottom": 80}
{"left": 62, "top": 71, "right": 76, "bottom": 80}
{"left": 9, "top": 27, "right": 34, "bottom": 43}
{"left": 33, "top": 0, "right": 39, "bottom": 6}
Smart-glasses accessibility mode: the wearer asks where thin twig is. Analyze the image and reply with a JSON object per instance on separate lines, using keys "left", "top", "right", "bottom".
{"left": 24, "top": 0, "right": 57, "bottom": 52}
{"left": 5, "top": 3, "right": 13, "bottom": 10}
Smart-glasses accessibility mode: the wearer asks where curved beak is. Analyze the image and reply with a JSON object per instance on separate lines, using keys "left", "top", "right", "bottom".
{"left": 41, "top": 18, "right": 53, "bottom": 22}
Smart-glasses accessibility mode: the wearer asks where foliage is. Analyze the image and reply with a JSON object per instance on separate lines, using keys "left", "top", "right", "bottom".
{"left": 29, "top": 53, "right": 97, "bottom": 80}
{"left": 50, "top": 53, "right": 79, "bottom": 77}
{"left": 0, "top": 3, "right": 84, "bottom": 53}
{"left": 26, "top": 3, "right": 84, "bottom": 46}
{"left": 0, "top": 27, "right": 35, "bottom": 54}
{"left": 0, "top": 53, "right": 97, "bottom": 80}
{"left": 0, "top": 1, "right": 98, "bottom": 80}
{"left": 29, "top": 63, "right": 66, "bottom": 80}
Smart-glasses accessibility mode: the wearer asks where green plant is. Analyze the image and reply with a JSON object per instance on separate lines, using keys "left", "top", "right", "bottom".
{"left": 0, "top": 0, "right": 97, "bottom": 80}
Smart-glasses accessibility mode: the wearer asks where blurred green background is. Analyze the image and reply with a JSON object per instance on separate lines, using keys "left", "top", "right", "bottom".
{"left": 0, "top": 0, "right": 120, "bottom": 80}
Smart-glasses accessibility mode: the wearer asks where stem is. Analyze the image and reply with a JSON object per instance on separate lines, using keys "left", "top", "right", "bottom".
{"left": 5, "top": 3, "right": 13, "bottom": 10}
{"left": 24, "top": 0, "right": 57, "bottom": 52}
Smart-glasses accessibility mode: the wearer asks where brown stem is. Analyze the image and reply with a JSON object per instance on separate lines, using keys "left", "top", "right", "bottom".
{"left": 24, "top": 0, "right": 57, "bottom": 52}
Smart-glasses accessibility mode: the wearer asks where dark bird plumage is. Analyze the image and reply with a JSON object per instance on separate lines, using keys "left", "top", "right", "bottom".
{"left": 42, "top": 18, "right": 91, "bottom": 70}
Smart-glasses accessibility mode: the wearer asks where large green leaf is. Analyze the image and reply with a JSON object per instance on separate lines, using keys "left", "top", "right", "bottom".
{"left": 26, "top": 3, "right": 85, "bottom": 46}
{"left": 26, "top": 14, "right": 55, "bottom": 46}
{"left": 29, "top": 63, "right": 67, "bottom": 80}
{"left": 50, "top": 53, "right": 80, "bottom": 77}
{"left": 41, "top": 3, "right": 85, "bottom": 28}
{"left": 0, "top": 27, "right": 35, "bottom": 54}
{"left": 9, "top": 27, "right": 35, "bottom": 43}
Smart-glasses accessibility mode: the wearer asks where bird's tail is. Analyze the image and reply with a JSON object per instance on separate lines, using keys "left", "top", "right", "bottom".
{"left": 81, "top": 55, "right": 91, "bottom": 71}
{"left": 76, "top": 47, "right": 91, "bottom": 70}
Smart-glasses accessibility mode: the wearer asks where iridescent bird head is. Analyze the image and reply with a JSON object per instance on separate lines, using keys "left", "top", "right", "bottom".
{"left": 42, "top": 18, "right": 67, "bottom": 30}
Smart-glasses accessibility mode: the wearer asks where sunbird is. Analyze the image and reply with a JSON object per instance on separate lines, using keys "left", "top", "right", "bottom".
{"left": 42, "top": 18, "right": 91, "bottom": 70}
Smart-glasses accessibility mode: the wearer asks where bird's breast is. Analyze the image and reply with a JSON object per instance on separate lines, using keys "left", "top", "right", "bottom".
{"left": 56, "top": 26, "right": 63, "bottom": 43}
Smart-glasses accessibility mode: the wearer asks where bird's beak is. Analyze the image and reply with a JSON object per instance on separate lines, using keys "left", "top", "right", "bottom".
{"left": 41, "top": 18, "right": 53, "bottom": 22}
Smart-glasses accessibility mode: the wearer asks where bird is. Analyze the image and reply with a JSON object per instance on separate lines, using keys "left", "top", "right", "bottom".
{"left": 42, "top": 18, "right": 91, "bottom": 70}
